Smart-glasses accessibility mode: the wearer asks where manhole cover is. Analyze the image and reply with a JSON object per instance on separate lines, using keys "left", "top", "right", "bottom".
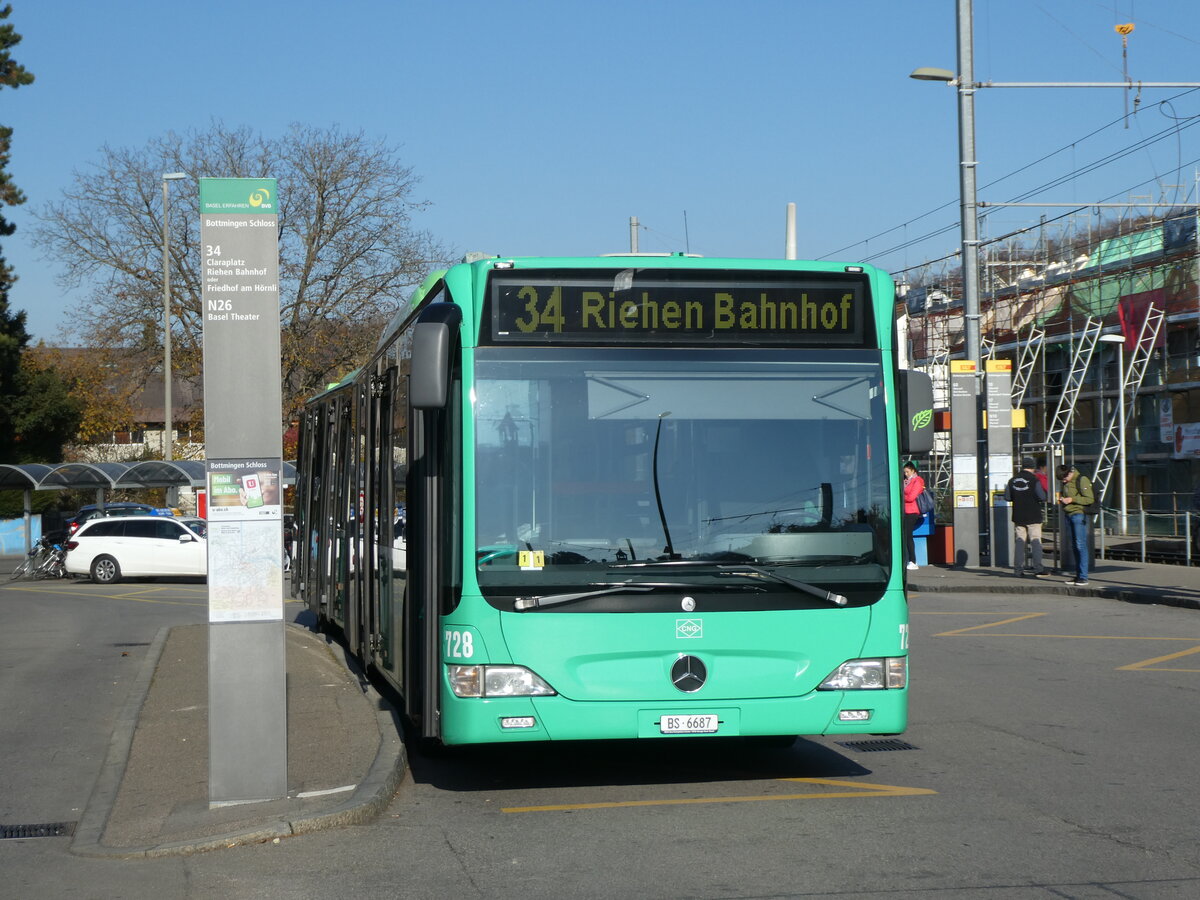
{"left": 0, "top": 822, "right": 77, "bottom": 839}
{"left": 836, "top": 739, "right": 919, "bottom": 752}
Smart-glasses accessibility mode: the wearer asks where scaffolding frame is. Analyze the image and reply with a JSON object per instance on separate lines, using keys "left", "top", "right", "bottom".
{"left": 1011, "top": 324, "right": 1045, "bottom": 408}
{"left": 1046, "top": 318, "right": 1102, "bottom": 448}
{"left": 1092, "top": 305, "right": 1165, "bottom": 504}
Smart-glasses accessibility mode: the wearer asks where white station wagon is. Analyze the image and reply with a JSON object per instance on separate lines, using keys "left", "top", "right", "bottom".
{"left": 65, "top": 516, "right": 208, "bottom": 584}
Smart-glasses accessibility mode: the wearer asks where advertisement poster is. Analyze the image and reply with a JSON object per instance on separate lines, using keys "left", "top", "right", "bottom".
{"left": 1171, "top": 422, "right": 1200, "bottom": 460}
{"left": 1160, "top": 398, "right": 1174, "bottom": 444}
{"left": 207, "top": 459, "right": 282, "bottom": 521}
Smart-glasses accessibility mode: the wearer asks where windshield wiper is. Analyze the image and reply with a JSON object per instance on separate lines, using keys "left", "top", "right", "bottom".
{"left": 606, "top": 558, "right": 750, "bottom": 570}
{"left": 765, "top": 554, "right": 876, "bottom": 567}
{"left": 714, "top": 565, "right": 848, "bottom": 607}
{"left": 601, "top": 559, "right": 848, "bottom": 607}
{"left": 514, "top": 582, "right": 696, "bottom": 611}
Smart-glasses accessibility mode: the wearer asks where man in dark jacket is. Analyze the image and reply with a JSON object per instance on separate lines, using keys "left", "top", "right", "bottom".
{"left": 1005, "top": 456, "right": 1048, "bottom": 577}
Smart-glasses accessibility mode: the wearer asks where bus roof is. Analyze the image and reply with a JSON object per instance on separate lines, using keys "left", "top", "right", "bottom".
{"left": 451, "top": 253, "right": 887, "bottom": 276}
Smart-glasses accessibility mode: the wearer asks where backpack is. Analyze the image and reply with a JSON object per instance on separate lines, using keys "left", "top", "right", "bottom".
{"left": 916, "top": 486, "right": 936, "bottom": 516}
{"left": 1076, "top": 475, "right": 1098, "bottom": 515}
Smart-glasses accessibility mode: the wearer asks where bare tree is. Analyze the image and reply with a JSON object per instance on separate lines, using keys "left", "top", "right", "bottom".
{"left": 34, "top": 122, "right": 451, "bottom": 427}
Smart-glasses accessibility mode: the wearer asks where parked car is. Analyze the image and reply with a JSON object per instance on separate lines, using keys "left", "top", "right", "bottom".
{"left": 64, "top": 516, "right": 207, "bottom": 584}
{"left": 66, "top": 502, "right": 163, "bottom": 535}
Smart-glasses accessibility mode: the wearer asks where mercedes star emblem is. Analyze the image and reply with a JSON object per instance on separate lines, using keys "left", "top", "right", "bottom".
{"left": 671, "top": 655, "right": 707, "bottom": 692}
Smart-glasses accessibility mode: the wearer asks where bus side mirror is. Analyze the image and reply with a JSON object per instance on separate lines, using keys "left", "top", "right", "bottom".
{"left": 410, "top": 303, "right": 462, "bottom": 409}
{"left": 899, "top": 369, "right": 934, "bottom": 455}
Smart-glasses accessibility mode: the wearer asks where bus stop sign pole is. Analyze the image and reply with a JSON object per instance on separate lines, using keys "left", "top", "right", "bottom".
{"left": 200, "top": 178, "right": 287, "bottom": 806}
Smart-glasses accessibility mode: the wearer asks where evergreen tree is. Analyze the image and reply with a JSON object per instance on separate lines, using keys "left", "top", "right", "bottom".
{"left": 0, "top": 2, "right": 33, "bottom": 268}
{"left": 0, "top": 4, "right": 79, "bottom": 462}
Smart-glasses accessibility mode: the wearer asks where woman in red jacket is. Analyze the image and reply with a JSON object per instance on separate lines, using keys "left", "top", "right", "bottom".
{"left": 901, "top": 461, "right": 925, "bottom": 571}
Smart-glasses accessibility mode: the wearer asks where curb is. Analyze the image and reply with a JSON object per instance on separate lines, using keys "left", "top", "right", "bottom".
{"left": 70, "top": 626, "right": 170, "bottom": 857}
{"left": 908, "top": 576, "right": 1200, "bottom": 611}
{"left": 70, "top": 624, "right": 407, "bottom": 859}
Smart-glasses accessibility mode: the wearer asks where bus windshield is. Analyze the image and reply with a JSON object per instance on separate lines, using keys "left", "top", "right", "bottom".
{"left": 472, "top": 347, "right": 893, "bottom": 603}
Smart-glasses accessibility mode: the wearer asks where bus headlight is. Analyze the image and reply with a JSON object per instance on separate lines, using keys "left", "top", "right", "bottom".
{"left": 817, "top": 657, "right": 907, "bottom": 691}
{"left": 448, "top": 665, "right": 557, "bottom": 698}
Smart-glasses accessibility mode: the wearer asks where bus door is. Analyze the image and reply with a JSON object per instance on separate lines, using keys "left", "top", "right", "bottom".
{"left": 329, "top": 394, "right": 354, "bottom": 629}
{"left": 296, "top": 407, "right": 321, "bottom": 610}
{"left": 344, "top": 382, "right": 369, "bottom": 659}
{"left": 314, "top": 398, "right": 343, "bottom": 623}
{"left": 365, "top": 367, "right": 396, "bottom": 668}
{"left": 405, "top": 303, "right": 462, "bottom": 742}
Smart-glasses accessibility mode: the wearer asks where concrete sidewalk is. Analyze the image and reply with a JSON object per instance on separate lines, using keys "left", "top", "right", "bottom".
{"left": 908, "top": 557, "right": 1200, "bottom": 610}
{"left": 69, "top": 623, "right": 406, "bottom": 859}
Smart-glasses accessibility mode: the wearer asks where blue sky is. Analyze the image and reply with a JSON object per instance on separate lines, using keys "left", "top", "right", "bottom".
{"left": 5, "top": 0, "right": 1200, "bottom": 341}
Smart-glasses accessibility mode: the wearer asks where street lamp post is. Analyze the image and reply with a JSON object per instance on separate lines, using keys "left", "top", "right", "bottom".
{"left": 910, "top": 57, "right": 980, "bottom": 364}
{"left": 1099, "top": 334, "right": 1128, "bottom": 535}
{"left": 911, "top": 1, "right": 983, "bottom": 567}
{"left": 162, "top": 172, "right": 188, "bottom": 466}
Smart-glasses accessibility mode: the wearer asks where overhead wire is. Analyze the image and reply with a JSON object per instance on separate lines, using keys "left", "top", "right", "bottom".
{"left": 825, "top": 88, "right": 1200, "bottom": 267}
{"left": 875, "top": 3, "right": 1199, "bottom": 277}
{"left": 818, "top": 100, "right": 1156, "bottom": 260}
{"left": 1033, "top": 1, "right": 1125, "bottom": 75}
{"left": 888, "top": 149, "right": 1200, "bottom": 279}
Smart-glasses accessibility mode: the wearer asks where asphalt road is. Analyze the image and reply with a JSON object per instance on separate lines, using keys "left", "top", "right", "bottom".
{"left": 2, "top": 578, "right": 1199, "bottom": 899}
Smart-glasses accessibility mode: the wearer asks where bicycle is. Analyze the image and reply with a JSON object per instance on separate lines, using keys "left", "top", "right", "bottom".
{"left": 7, "top": 537, "right": 67, "bottom": 581}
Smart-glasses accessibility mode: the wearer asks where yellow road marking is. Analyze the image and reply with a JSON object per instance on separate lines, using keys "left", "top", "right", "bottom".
{"left": 4, "top": 582, "right": 301, "bottom": 607}
{"left": 2, "top": 582, "right": 206, "bottom": 605}
{"left": 922, "top": 611, "right": 1200, "bottom": 671}
{"left": 954, "top": 633, "right": 1199, "bottom": 641}
{"left": 118, "top": 585, "right": 205, "bottom": 597}
{"left": 1118, "top": 644, "right": 1200, "bottom": 672}
{"left": 935, "top": 613, "right": 1047, "bottom": 636}
{"left": 501, "top": 778, "right": 936, "bottom": 813}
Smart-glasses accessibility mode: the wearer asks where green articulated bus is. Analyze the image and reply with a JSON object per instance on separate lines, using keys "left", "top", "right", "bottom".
{"left": 294, "top": 253, "right": 933, "bottom": 748}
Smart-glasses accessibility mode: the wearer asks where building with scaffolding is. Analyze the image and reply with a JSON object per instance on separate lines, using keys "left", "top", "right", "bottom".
{"left": 898, "top": 206, "right": 1200, "bottom": 540}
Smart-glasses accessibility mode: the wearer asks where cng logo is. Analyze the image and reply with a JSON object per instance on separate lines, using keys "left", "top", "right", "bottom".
{"left": 676, "top": 618, "right": 703, "bottom": 639}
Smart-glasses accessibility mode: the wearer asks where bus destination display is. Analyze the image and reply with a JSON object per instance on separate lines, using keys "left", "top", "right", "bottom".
{"left": 489, "top": 272, "right": 867, "bottom": 345}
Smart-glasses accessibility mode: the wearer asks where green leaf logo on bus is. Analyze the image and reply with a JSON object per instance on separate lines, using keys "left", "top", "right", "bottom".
{"left": 911, "top": 408, "right": 933, "bottom": 430}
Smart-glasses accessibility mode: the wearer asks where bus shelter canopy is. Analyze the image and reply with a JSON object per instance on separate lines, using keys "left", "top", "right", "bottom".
{"left": 1, "top": 461, "right": 297, "bottom": 556}
{"left": 0, "top": 460, "right": 297, "bottom": 492}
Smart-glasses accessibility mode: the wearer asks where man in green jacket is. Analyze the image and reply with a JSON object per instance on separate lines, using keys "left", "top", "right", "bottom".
{"left": 1056, "top": 465, "right": 1095, "bottom": 585}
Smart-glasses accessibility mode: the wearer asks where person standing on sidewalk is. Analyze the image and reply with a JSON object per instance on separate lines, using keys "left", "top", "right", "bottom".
{"left": 1034, "top": 461, "right": 1049, "bottom": 496}
{"left": 901, "top": 461, "right": 925, "bottom": 571}
{"left": 1005, "top": 456, "right": 1047, "bottom": 577}
{"left": 1057, "top": 464, "right": 1095, "bottom": 585}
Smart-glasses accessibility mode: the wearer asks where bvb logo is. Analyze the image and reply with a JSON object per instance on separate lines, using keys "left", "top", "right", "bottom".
{"left": 248, "top": 188, "right": 272, "bottom": 208}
